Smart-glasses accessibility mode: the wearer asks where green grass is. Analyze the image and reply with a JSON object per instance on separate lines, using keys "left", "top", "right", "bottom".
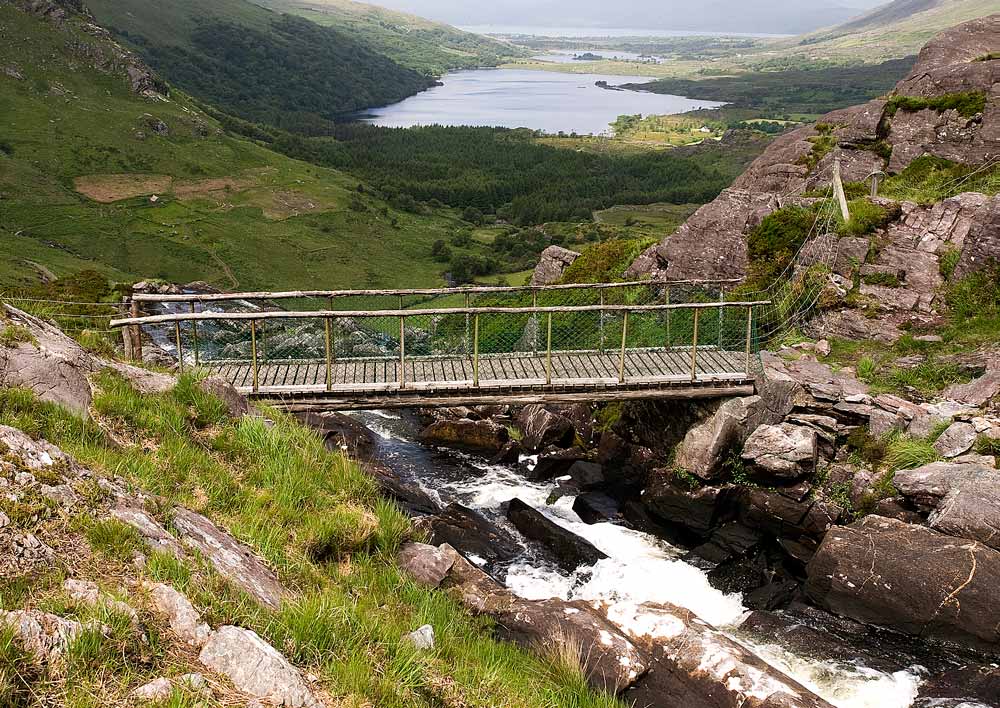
{"left": 835, "top": 198, "right": 901, "bottom": 237}
{"left": 1, "top": 376, "right": 623, "bottom": 708}
{"left": 0, "top": 4, "right": 488, "bottom": 292}
{"left": 560, "top": 238, "right": 659, "bottom": 284}
{"left": 885, "top": 91, "right": 988, "bottom": 119}
{"left": 876, "top": 156, "right": 1000, "bottom": 205}
{"left": 882, "top": 432, "right": 941, "bottom": 471}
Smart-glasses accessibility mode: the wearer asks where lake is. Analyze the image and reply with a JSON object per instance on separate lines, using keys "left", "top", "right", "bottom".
{"left": 361, "top": 68, "right": 725, "bottom": 135}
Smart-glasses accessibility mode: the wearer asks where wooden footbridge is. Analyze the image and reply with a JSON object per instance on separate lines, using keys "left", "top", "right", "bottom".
{"left": 112, "top": 280, "right": 767, "bottom": 409}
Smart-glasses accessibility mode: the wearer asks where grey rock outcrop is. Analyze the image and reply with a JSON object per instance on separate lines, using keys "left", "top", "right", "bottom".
{"left": 806, "top": 516, "right": 1000, "bottom": 651}
{"left": 145, "top": 582, "right": 212, "bottom": 647}
{"left": 419, "top": 418, "right": 509, "bottom": 452}
{"left": 199, "top": 626, "right": 320, "bottom": 708}
{"left": 530, "top": 246, "right": 581, "bottom": 286}
{"left": 517, "top": 404, "right": 576, "bottom": 452}
{"left": 934, "top": 422, "right": 978, "bottom": 458}
{"left": 172, "top": 508, "right": 287, "bottom": 610}
{"left": 741, "top": 423, "right": 818, "bottom": 480}
{"left": 396, "top": 542, "right": 456, "bottom": 587}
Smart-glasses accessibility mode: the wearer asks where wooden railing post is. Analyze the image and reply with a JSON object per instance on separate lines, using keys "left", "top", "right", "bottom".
{"left": 599, "top": 290, "right": 606, "bottom": 353}
{"left": 665, "top": 287, "right": 671, "bottom": 350}
{"left": 545, "top": 313, "right": 553, "bottom": 385}
{"left": 618, "top": 310, "right": 629, "bottom": 384}
{"left": 473, "top": 313, "right": 480, "bottom": 387}
{"left": 690, "top": 308, "right": 700, "bottom": 382}
{"left": 129, "top": 297, "right": 143, "bottom": 362}
{"left": 250, "top": 319, "right": 259, "bottom": 393}
{"left": 324, "top": 317, "right": 333, "bottom": 392}
{"left": 190, "top": 302, "right": 200, "bottom": 367}
{"left": 745, "top": 305, "right": 754, "bottom": 376}
{"left": 532, "top": 291, "right": 539, "bottom": 355}
{"left": 465, "top": 293, "right": 471, "bottom": 357}
{"left": 399, "top": 316, "right": 406, "bottom": 390}
{"left": 718, "top": 287, "right": 725, "bottom": 350}
{"left": 174, "top": 321, "right": 184, "bottom": 373}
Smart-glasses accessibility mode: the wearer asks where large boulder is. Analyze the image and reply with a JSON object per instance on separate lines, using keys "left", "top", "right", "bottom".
{"left": 0, "top": 305, "right": 97, "bottom": 416}
{"left": 296, "top": 411, "right": 377, "bottom": 459}
{"left": 419, "top": 418, "right": 509, "bottom": 453}
{"left": 199, "top": 626, "right": 320, "bottom": 708}
{"left": 517, "top": 405, "right": 576, "bottom": 452}
{"left": 417, "top": 503, "right": 522, "bottom": 565}
{"left": 805, "top": 516, "right": 1000, "bottom": 651}
{"left": 530, "top": 246, "right": 581, "bottom": 286}
{"left": 615, "top": 602, "right": 835, "bottom": 708}
{"left": 740, "top": 423, "right": 818, "bottom": 481}
{"left": 506, "top": 498, "right": 607, "bottom": 571}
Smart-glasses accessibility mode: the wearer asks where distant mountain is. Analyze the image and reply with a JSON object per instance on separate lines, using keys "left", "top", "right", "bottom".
{"left": 85, "top": 0, "right": 436, "bottom": 132}
{"left": 794, "top": 0, "right": 1000, "bottom": 52}
{"left": 351, "top": 0, "right": 866, "bottom": 35}
{"left": 251, "top": 0, "right": 526, "bottom": 74}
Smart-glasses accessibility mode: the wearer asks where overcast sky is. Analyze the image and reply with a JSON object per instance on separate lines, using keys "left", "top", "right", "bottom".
{"left": 362, "top": 0, "right": 893, "bottom": 34}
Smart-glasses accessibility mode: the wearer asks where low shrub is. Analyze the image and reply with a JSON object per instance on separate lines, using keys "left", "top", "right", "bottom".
{"left": 885, "top": 91, "right": 987, "bottom": 119}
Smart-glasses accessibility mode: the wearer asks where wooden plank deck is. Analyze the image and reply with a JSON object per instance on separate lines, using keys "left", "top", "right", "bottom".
{"left": 204, "top": 348, "right": 754, "bottom": 407}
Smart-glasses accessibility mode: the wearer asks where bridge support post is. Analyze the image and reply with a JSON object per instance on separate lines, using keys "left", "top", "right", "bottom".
{"left": 250, "top": 319, "right": 259, "bottom": 393}
{"left": 324, "top": 317, "right": 333, "bottom": 392}
{"left": 545, "top": 313, "right": 552, "bottom": 385}
{"left": 399, "top": 316, "right": 406, "bottom": 390}
{"left": 174, "top": 322, "right": 184, "bottom": 373}
{"left": 190, "top": 302, "right": 200, "bottom": 367}
{"left": 473, "top": 314, "right": 480, "bottom": 387}
{"left": 618, "top": 310, "right": 629, "bottom": 384}
{"left": 690, "top": 308, "right": 699, "bottom": 382}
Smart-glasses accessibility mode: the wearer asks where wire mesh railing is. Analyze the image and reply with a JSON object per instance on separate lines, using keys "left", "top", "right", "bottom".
{"left": 110, "top": 295, "right": 769, "bottom": 395}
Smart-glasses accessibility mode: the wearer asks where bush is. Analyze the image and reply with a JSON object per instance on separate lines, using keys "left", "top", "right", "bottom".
{"left": 746, "top": 206, "right": 818, "bottom": 287}
{"left": 945, "top": 265, "right": 1000, "bottom": 319}
{"left": 837, "top": 198, "right": 900, "bottom": 237}
{"left": 305, "top": 503, "right": 379, "bottom": 563}
{"left": 885, "top": 91, "right": 987, "bottom": 119}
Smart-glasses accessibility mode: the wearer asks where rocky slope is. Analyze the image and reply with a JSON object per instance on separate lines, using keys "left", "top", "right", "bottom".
{"left": 629, "top": 14, "right": 1000, "bottom": 343}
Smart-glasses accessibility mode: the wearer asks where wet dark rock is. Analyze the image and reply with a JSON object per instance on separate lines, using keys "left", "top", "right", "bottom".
{"left": 573, "top": 492, "right": 620, "bottom": 524}
{"left": 566, "top": 461, "right": 604, "bottom": 489}
{"left": 296, "top": 411, "right": 377, "bottom": 460}
{"left": 366, "top": 461, "right": 439, "bottom": 517}
{"left": 806, "top": 516, "right": 1000, "bottom": 651}
{"left": 419, "top": 418, "right": 509, "bottom": 453}
{"left": 490, "top": 440, "right": 521, "bottom": 465}
{"left": 517, "top": 405, "right": 575, "bottom": 452}
{"left": 642, "top": 472, "right": 733, "bottom": 537}
{"left": 525, "top": 446, "right": 588, "bottom": 482}
{"left": 744, "top": 579, "right": 801, "bottom": 611}
{"left": 914, "top": 665, "right": 1000, "bottom": 708}
{"left": 616, "top": 602, "right": 836, "bottom": 708}
{"left": 686, "top": 522, "right": 762, "bottom": 566}
{"left": 419, "top": 503, "right": 522, "bottom": 565}
{"left": 506, "top": 498, "right": 607, "bottom": 571}
{"left": 738, "top": 488, "right": 841, "bottom": 548}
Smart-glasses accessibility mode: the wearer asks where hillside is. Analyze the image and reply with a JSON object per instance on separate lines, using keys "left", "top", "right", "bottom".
{"left": 84, "top": 0, "right": 436, "bottom": 131}
{"left": 769, "top": 0, "right": 1000, "bottom": 65}
{"left": 251, "top": 0, "right": 527, "bottom": 75}
{"left": 0, "top": 1, "right": 487, "bottom": 292}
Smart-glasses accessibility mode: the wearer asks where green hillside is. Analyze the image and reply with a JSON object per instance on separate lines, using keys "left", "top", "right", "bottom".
{"left": 84, "top": 0, "right": 435, "bottom": 132}
{"left": 0, "top": 2, "right": 485, "bottom": 292}
{"left": 252, "top": 0, "right": 527, "bottom": 74}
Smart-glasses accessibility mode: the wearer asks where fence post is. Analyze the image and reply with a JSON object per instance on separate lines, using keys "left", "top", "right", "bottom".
{"left": 532, "top": 291, "right": 539, "bottom": 355}
{"left": 250, "top": 319, "right": 259, "bottom": 393}
{"left": 599, "top": 290, "right": 606, "bottom": 353}
{"left": 618, "top": 310, "right": 629, "bottom": 384}
{"left": 174, "top": 321, "right": 184, "bottom": 373}
{"left": 690, "top": 308, "right": 700, "bottom": 382}
{"left": 473, "top": 313, "right": 480, "bottom": 387}
{"left": 259, "top": 320, "right": 268, "bottom": 363}
{"left": 745, "top": 305, "right": 754, "bottom": 376}
{"left": 465, "top": 293, "right": 471, "bottom": 357}
{"left": 718, "top": 287, "right": 725, "bottom": 350}
{"left": 665, "top": 287, "right": 671, "bottom": 350}
{"left": 129, "top": 297, "right": 143, "bottom": 363}
{"left": 545, "top": 313, "right": 553, "bottom": 385}
{"left": 190, "top": 302, "right": 200, "bottom": 367}
{"left": 399, "top": 316, "right": 406, "bottom": 390}
{"left": 324, "top": 317, "right": 333, "bottom": 392}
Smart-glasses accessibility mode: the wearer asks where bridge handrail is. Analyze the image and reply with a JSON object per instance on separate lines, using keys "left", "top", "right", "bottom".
{"left": 111, "top": 300, "right": 772, "bottom": 327}
{"left": 128, "top": 278, "right": 743, "bottom": 303}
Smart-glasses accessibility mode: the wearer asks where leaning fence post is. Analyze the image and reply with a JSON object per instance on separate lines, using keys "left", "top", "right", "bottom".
{"left": 545, "top": 313, "right": 553, "bottom": 385}
{"left": 473, "top": 313, "right": 480, "bottom": 387}
{"left": 174, "top": 321, "right": 184, "bottom": 373}
{"left": 324, "top": 317, "right": 333, "bottom": 392}
{"left": 690, "top": 308, "right": 700, "bottom": 382}
{"left": 399, "top": 316, "right": 406, "bottom": 390}
{"left": 250, "top": 319, "right": 259, "bottom": 393}
{"left": 129, "top": 297, "right": 143, "bottom": 363}
{"left": 745, "top": 305, "right": 754, "bottom": 376}
{"left": 190, "top": 302, "right": 200, "bottom": 367}
{"left": 618, "top": 310, "right": 629, "bottom": 384}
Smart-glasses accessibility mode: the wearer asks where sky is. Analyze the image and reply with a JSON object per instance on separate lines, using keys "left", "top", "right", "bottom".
{"left": 360, "top": 0, "right": 893, "bottom": 34}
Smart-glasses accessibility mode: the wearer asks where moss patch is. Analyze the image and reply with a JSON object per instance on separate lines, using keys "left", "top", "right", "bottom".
{"left": 885, "top": 91, "right": 987, "bottom": 119}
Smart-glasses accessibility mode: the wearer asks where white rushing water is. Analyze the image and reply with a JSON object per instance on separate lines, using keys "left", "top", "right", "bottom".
{"left": 437, "top": 453, "right": 924, "bottom": 708}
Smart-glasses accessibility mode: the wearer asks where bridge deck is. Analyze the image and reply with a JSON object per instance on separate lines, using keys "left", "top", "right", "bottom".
{"left": 203, "top": 348, "right": 753, "bottom": 407}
